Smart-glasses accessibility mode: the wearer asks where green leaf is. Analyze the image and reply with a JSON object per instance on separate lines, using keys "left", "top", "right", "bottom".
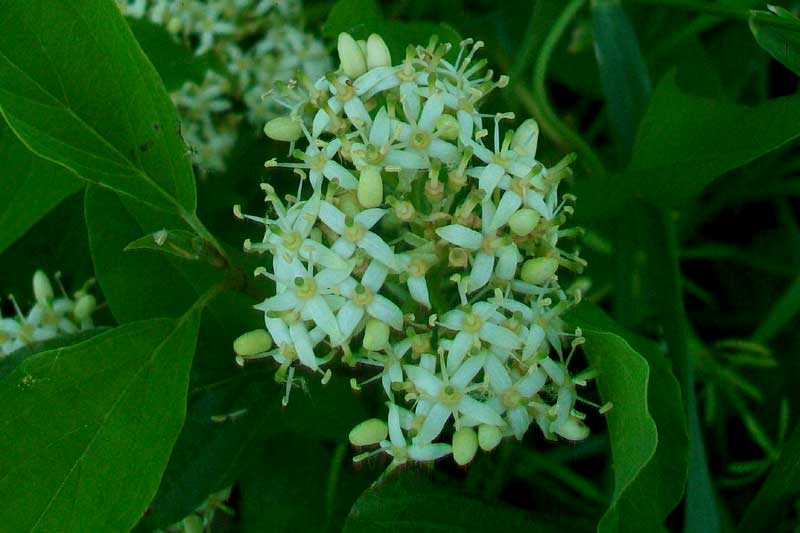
{"left": 0, "top": 327, "right": 111, "bottom": 379}
{"left": 591, "top": 0, "right": 652, "bottom": 154}
{"left": 343, "top": 472, "right": 591, "bottom": 533}
{"left": 0, "top": 0, "right": 196, "bottom": 214}
{"left": 566, "top": 302, "right": 689, "bottom": 533}
{"left": 85, "top": 186, "right": 223, "bottom": 323}
{"left": 753, "top": 273, "right": 800, "bottom": 343}
{"left": 323, "top": 0, "right": 383, "bottom": 40}
{"left": 577, "top": 72, "right": 800, "bottom": 218}
{"left": 0, "top": 310, "right": 201, "bottom": 532}
{"left": 125, "top": 228, "right": 210, "bottom": 262}
{"left": 738, "top": 423, "right": 800, "bottom": 531}
{"left": 749, "top": 9, "right": 800, "bottom": 76}
{"left": 0, "top": 118, "right": 82, "bottom": 254}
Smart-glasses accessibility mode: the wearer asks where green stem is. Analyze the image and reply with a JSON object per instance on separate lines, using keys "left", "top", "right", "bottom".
{"left": 532, "top": 0, "right": 606, "bottom": 177}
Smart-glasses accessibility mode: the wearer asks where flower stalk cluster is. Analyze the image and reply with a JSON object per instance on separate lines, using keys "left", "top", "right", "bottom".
{"left": 117, "top": 0, "right": 330, "bottom": 172}
{"left": 235, "top": 32, "right": 595, "bottom": 466}
{"left": 0, "top": 271, "right": 96, "bottom": 358}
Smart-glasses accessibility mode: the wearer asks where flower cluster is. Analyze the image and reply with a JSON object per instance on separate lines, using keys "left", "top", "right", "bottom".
{"left": 117, "top": 0, "right": 330, "bottom": 172}
{"left": 156, "top": 487, "right": 233, "bottom": 533}
{"left": 0, "top": 271, "right": 96, "bottom": 358}
{"left": 234, "top": 32, "right": 596, "bottom": 466}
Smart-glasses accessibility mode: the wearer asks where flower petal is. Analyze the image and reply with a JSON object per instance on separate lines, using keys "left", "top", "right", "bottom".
{"left": 368, "top": 295, "right": 404, "bottom": 330}
{"left": 436, "top": 224, "right": 482, "bottom": 250}
{"left": 403, "top": 364, "right": 443, "bottom": 397}
{"left": 458, "top": 395, "right": 505, "bottom": 427}
{"left": 415, "top": 403, "right": 451, "bottom": 444}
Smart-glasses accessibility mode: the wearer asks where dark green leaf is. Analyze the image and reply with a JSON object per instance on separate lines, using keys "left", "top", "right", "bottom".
{"left": 0, "top": 327, "right": 110, "bottom": 379}
{"left": 749, "top": 9, "right": 800, "bottom": 76}
{"left": 343, "top": 472, "right": 590, "bottom": 533}
{"left": 0, "top": 118, "right": 82, "bottom": 254}
{"left": 0, "top": 0, "right": 196, "bottom": 213}
{"left": 567, "top": 302, "right": 688, "bottom": 533}
{"left": 578, "top": 73, "right": 800, "bottom": 218}
{"left": 591, "top": 0, "right": 652, "bottom": 154}
{"left": 323, "top": 0, "right": 383, "bottom": 40}
{"left": 738, "top": 423, "right": 800, "bottom": 531}
{"left": 125, "top": 228, "right": 208, "bottom": 262}
{"left": 0, "top": 310, "right": 201, "bottom": 532}
{"left": 752, "top": 273, "right": 800, "bottom": 343}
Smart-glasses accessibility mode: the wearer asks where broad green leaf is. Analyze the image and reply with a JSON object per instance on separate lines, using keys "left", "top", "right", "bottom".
{"left": 0, "top": 0, "right": 196, "bottom": 214}
{"left": 567, "top": 302, "right": 688, "bottom": 533}
{"left": 127, "top": 18, "right": 209, "bottom": 92}
{"left": 125, "top": 228, "right": 212, "bottom": 263}
{"left": 738, "top": 423, "right": 800, "bottom": 531}
{"left": 749, "top": 9, "right": 800, "bottom": 76}
{"left": 323, "top": 0, "right": 462, "bottom": 60}
{"left": 577, "top": 72, "right": 800, "bottom": 218}
{"left": 0, "top": 310, "right": 201, "bottom": 532}
{"left": 0, "top": 118, "right": 82, "bottom": 253}
{"left": 591, "top": 0, "right": 652, "bottom": 155}
{"left": 0, "top": 327, "right": 110, "bottom": 379}
{"left": 343, "top": 472, "right": 591, "bottom": 533}
{"left": 85, "top": 186, "right": 223, "bottom": 323}
{"left": 753, "top": 273, "right": 800, "bottom": 343}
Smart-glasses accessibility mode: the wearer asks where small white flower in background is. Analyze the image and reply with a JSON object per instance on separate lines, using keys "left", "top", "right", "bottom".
{"left": 0, "top": 271, "right": 97, "bottom": 358}
{"left": 116, "top": 0, "right": 331, "bottom": 172}
{"left": 235, "top": 32, "right": 603, "bottom": 468}
{"left": 156, "top": 487, "right": 233, "bottom": 533}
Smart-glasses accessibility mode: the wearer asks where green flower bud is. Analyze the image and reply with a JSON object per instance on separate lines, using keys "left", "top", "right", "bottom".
{"left": 338, "top": 192, "right": 362, "bottom": 218}
{"left": 33, "top": 270, "right": 53, "bottom": 304}
{"left": 337, "top": 32, "right": 367, "bottom": 79}
{"left": 478, "top": 424, "right": 503, "bottom": 451}
{"left": 366, "top": 33, "right": 392, "bottom": 69}
{"left": 452, "top": 427, "right": 479, "bottom": 465}
{"left": 349, "top": 418, "right": 389, "bottom": 446}
{"left": 182, "top": 514, "right": 204, "bottom": 533}
{"left": 520, "top": 257, "right": 559, "bottom": 285}
{"left": 435, "top": 114, "right": 459, "bottom": 141}
{"left": 511, "top": 118, "right": 539, "bottom": 156}
{"left": 554, "top": 416, "right": 590, "bottom": 441}
{"left": 74, "top": 294, "right": 97, "bottom": 321}
{"left": 233, "top": 329, "right": 272, "bottom": 356}
{"left": 264, "top": 116, "right": 303, "bottom": 142}
{"left": 362, "top": 318, "right": 390, "bottom": 351}
{"left": 357, "top": 166, "right": 384, "bottom": 208}
{"left": 508, "top": 208, "right": 541, "bottom": 236}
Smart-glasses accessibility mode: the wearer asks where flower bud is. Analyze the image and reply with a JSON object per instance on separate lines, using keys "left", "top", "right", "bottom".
{"left": 362, "top": 318, "right": 390, "bottom": 351}
{"left": 511, "top": 118, "right": 539, "bottom": 156}
{"left": 520, "top": 257, "right": 559, "bottom": 285}
{"left": 337, "top": 32, "right": 367, "bottom": 79}
{"left": 478, "top": 424, "right": 503, "bottom": 451}
{"left": 554, "top": 416, "right": 590, "bottom": 441}
{"left": 166, "top": 17, "right": 182, "bottom": 35}
{"left": 182, "top": 515, "right": 204, "bottom": 533}
{"left": 233, "top": 329, "right": 272, "bottom": 356}
{"left": 357, "top": 166, "right": 383, "bottom": 208}
{"left": 508, "top": 208, "right": 540, "bottom": 236}
{"left": 73, "top": 294, "right": 97, "bottom": 321}
{"left": 338, "top": 192, "right": 361, "bottom": 218}
{"left": 366, "top": 33, "right": 392, "bottom": 69}
{"left": 264, "top": 116, "right": 303, "bottom": 142}
{"left": 33, "top": 270, "right": 53, "bottom": 304}
{"left": 452, "top": 427, "right": 478, "bottom": 465}
{"left": 349, "top": 418, "right": 389, "bottom": 446}
{"left": 435, "top": 114, "right": 459, "bottom": 141}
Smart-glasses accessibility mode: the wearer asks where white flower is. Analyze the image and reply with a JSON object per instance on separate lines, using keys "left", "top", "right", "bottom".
{"left": 337, "top": 260, "right": 403, "bottom": 339}
{"left": 438, "top": 302, "right": 521, "bottom": 371}
{"left": 318, "top": 201, "right": 400, "bottom": 270}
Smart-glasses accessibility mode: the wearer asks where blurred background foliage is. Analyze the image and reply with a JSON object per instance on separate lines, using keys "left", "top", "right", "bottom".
{"left": 2, "top": 0, "right": 800, "bottom": 531}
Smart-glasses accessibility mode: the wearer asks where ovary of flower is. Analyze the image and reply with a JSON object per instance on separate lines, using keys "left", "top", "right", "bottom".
{"left": 484, "top": 357, "right": 547, "bottom": 439}
{"left": 319, "top": 201, "right": 401, "bottom": 270}
{"left": 254, "top": 262, "right": 350, "bottom": 349}
{"left": 394, "top": 93, "right": 460, "bottom": 167}
{"left": 405, "top": 354, "right": 505, "bottom": 445}
{"left": 435, "top": 200, "right": 520, "bottom": 292}
{"left": 377, "top": 403, "right": 452, "bottom": 466}
{"left": 336, "top": 261, "right": 403, "bottom": 339}
{"left": 438, "top": 302, "right": 522, "bottom": 372}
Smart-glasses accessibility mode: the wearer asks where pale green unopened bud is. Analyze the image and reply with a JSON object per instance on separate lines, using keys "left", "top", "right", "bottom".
{"left": 435, "top": 114, "right": 459, "bottom": 141}
{"left": 508, "top": 208, "right": 541, "bottom": 236}
{"left": 452, "top": 427, "right": 478, "bottom": 465}
{"left": 166, "top": 17, "right": 182, "bottom": 35}
{"left": 233, "top": 329, "right": 272, "bottom": 356}
{"left": 362, "top": 318, "right": 390, "bottom": 351}
{"left": 182, "top": 515, "right": 204, "bottom": 533}
{"left": 366, "top": 33, "right": 391, "bottom": 69}
{"left": 554, "top": 416, "right": 590, "bottom": 441}
{"left": 478, "top": 424, "right": 503, "bottom": 451}
{"left": 264, "top": 116, "right": 303, "bottom": 142}
{"left": 511, "top": 119, "right": 539, "bottom": 156}
{"left": 521, "top": 257, "right": 559, "bottom": 285}
{"left": 357, "top": 166, "right": 383, "bottom": 208}
{"left": 337, "top": 32, "right": 367, "bottom": 79}
{"left": 33, "top": 270, "right": 53, "bottom": 304}
{"left": 338, "top": 192, "right": 361, "bottom": 218}
{"left": 349, "top": 418, "right": 389, "bottom": 446}
{"left": 73, "top": 294, "right": 96, "bottom": 321}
